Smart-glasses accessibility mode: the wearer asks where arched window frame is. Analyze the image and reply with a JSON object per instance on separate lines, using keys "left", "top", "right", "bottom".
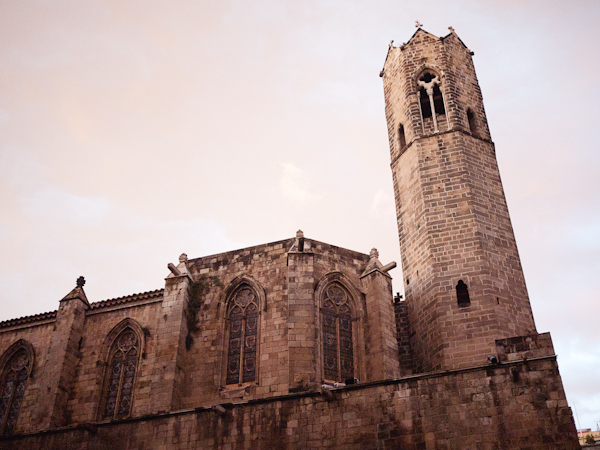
{"left": 0, "top": 340, "right": 34, "bottom": 436}
{"left": 315, "top": 273, "right": 363, "bottom": 384}
{"left": 98, "top": 319, "right": 145, "bottom": 421}
{"left": 221, "top": 276, "right": 264, "bottom": 387}
{"left": 414, "top": 67, "right": 450, "bottom": 134}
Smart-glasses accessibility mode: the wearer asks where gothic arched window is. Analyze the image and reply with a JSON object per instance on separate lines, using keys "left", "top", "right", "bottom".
{"left": 102, "top": 329, "right": 140, "bottom": 419}
{"left": 0, "top": 348, "right": 31, "bottom": 435}
{"left": 226, "top": 286, "right": 259, "bottom": 385}
{"left": 417, "top": 70, "right": 446, "bottom": 133}
{"left": 321, "top": 284, "right": 355, "bottom": 382}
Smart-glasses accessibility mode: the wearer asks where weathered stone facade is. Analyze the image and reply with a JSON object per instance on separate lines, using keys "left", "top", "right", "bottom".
{"left": 0, "top": 29, "right": 579, "bottom": 449}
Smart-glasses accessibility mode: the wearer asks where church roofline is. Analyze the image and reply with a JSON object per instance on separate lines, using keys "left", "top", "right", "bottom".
{"left": 0, "top": 237, "right": 372, "bottom": 329}
{"left": 187, "top": 237, "right": 295, "bottom": 264}
{"left": 188, "top": 236, "right": 370, "bottom": 265}
{"left": 0, "top": 310, "right": 58, "bottom": 330}
{"left": 381, "top": 27, "right": 471, "bottom": 76}
{"left": 0, "top": 288, "right": 166, "bottom": 330}
{"left": 89, "top": 288, "right": 164, "bottom": 310}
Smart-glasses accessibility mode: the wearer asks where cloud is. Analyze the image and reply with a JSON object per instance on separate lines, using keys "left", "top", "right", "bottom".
{"left": 370, "top": 189, "right": 395, "bottom": 219}
{"left": 279, "top": 163, "right": 321, "bottom": 203}
{"left": 0, "top": 185, "right": 245, "bottom": 320}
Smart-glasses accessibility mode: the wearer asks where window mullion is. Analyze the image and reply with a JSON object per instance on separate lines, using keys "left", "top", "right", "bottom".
{"left": 336, "top": 313, "right": 342, "bottom": 381}
{"left": 239, "top": 315, "right": 246, "bottom": 384}
{"left": 0, "top": 380, "right": 13, "bottom": 434}
{"left": 1, "top": 374, "right": 17, "bottom": 434}
{"left": 115, "top": 363, "right": 125, "bottom": 419}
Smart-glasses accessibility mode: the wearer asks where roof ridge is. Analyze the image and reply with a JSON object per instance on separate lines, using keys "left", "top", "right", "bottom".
{"left": 0, "top": 310, "right": 58, "bottom": 329}
{"left": 90, "top": 288, "right": 164, "bottom": 310}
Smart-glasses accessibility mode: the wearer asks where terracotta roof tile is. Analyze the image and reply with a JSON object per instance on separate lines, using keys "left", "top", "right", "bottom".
{"left": 0, "top": 289, "right": 164, "bottom": 329}
{"left": 89, "top": 288, "right": 164, "bottom": 310}
{"left": 0, "top": 310, "right": 58, "bottom": 329}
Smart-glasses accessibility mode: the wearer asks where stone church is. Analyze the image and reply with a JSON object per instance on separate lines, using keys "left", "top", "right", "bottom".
{"left": 0, "top": 28, "right": 579, "bottom": 449}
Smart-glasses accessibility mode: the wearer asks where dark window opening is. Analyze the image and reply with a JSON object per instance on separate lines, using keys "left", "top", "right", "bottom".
{"left": 419, "top": 87, "right": 432, "bottom": 118}
{"left": 467, "top": 109, "right": 477, "bottom": 136}
{"left": 432, "top": 84, "right": 445, "bottom": 115}
{"left": 418, "top": 71, "right": 445, "bottom": 119}
{"left": 322, "top": 284, "right": 354, "bottom": 382}
{"left": 0, "top": 349, "right": 30, "bottom": 436}
{"left": 456, "top": 280, "right": 470, "bottom": 307}
{"left": 398, "top": 124, "right": 406, "bottom": 149}
{"left": 420, "top": 72, "right": 435, "bottom": 83}
{"left": 226, "top": 287, "right": 258, "bottom": 385}
{"left": 102, "top": 329, "right": 139, "bottom": 420}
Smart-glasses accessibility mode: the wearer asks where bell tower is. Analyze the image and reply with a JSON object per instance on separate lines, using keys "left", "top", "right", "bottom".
{"left": 381, "top": 28, "right": 537, "bottom": 371}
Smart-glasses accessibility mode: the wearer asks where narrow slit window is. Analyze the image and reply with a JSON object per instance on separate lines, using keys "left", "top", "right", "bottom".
{"left": 432, "top": 84, "right": 445, "bottom": 115}
{"left": 419, "top": 86, "right": 433, "bottom": 118}
{"left": 456, "top": 280, "right": 470, "bottom": 307}
{"left": 467, "top": 109, "right": 477, "bottom": 136}
{"left": 398, "top": 124, "right": 406, "bottom": 150}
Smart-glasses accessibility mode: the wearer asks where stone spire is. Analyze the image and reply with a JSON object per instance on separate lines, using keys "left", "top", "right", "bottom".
{"left": 60, "top": 276, "right": 90, "bottom": 307}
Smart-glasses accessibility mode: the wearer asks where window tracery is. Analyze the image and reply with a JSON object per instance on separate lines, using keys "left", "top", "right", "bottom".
{"left": 0, "top": 348, "right": 30, "bottom": 435}
{"left": 417, "top": 70, "right": 446, "bottom": 133}
{"left": 102, "top": 329, "right": 139, "bottom": 419}
{"left": 226, "top": 287, "right": 259, "bottom": 385}
{"left": 321, "top": 284, "right": 354, "bottom": 382}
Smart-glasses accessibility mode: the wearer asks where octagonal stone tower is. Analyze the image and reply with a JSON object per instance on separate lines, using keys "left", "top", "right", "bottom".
{"left": 382, "top": 28, "right": 537, "bottom": 371}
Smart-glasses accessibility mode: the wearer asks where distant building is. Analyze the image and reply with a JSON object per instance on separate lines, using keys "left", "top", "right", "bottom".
{"left": 579, "top": 429, "right": 600, "bottom": 446}
{"left": 0, "top": 28, "right": 579, "bottom": 449}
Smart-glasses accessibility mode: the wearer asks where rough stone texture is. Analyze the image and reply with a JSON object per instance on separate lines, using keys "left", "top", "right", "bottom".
{"left": 0, "top": 356, "right": 577, "bottom": 450}
{"left": 382, "top": 29, "right": 536, "bottom": 372}
{"left": 0, "top": 28, "right": 579, "bottom": 450}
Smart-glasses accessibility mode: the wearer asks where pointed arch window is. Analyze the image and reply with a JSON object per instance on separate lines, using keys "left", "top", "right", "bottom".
{"left": 0, "top": 348, "right": 31, "bottom": 435}
{"left": 226, "top": 287, "right": 259, "bottom": 385}
{"left": 322, "top": 284, "right": 354, "bottom": 382}
{"left": 417, "top": 70, "right": 446, "bottom": 133}
{"left": 102, "top": 329, "right": 139, "bottom": 419}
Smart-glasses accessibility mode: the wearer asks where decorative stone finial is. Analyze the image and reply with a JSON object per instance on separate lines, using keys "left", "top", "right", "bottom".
{"left": 415, "top": 20, "right": 423, "bottom": 28}
{"left": 369, "top": 248, "right": 379, "bottom": 259}
{"left": 388, "top": 40, "right": 394, "bottom": 49}
{"left": 76, "top": 276, "right": 86, "bottom": 288}
{"left": 179, "top": 253, "right": 188, "bottom": 263}
{"left": 296, "top": 230, "right": 304, "bottom": 238}
{"left": 448, "top": 26, "right": 455, "bottom": 32}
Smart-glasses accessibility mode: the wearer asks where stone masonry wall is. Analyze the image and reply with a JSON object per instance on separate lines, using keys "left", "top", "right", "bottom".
{"left": 0, "top": 317, "right": 56, "bottom": 433}
{"left": 383, "top": 29, "right": 537, "bottom": 371}
{"left": 1, "top": 356, "right": 578, "bottom": 450}
{"left": 67, "top": 296, "right": 163, "bottom": 423}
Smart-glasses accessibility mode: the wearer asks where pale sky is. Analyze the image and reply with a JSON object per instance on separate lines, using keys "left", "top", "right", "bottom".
{"left": 1, "top": 0, "right": 599, "bottom": 430}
